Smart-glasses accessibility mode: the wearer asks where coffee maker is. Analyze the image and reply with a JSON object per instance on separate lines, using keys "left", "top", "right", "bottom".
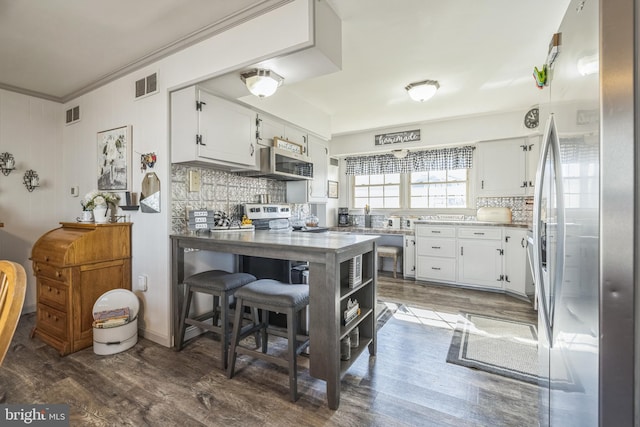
{"left": 338, "top": 207, "right": 350, "bottom": 227}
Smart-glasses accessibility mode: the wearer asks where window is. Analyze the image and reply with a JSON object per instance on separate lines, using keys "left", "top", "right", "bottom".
{"left": 410, "top": 169, "right": 468, "bottom": 208}
{"left": 353, "top": 174, "right": 400, "bottom": 208}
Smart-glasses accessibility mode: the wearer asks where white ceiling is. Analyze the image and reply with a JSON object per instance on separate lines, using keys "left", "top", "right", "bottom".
{"left": 0, "top": 0, "right": 571, "bottom": 136}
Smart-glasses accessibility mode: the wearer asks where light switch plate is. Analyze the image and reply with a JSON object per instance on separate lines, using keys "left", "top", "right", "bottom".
{"left": 188, "top": 171, "right": 201, "bottom": 192}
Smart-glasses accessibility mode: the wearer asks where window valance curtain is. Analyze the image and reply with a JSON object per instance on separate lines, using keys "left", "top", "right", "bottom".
{"left": 345, "top": 145, "right": 474, "bottom": 175}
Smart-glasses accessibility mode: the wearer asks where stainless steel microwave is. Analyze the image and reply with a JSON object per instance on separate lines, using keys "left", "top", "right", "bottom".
{"left": 257, "top": 147, "right": 313, "bottom": 181}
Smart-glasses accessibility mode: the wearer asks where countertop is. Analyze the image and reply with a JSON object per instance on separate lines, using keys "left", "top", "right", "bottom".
{"left": 413, "top": 220, "right": 530, "bottom": 229}
{"left": 171, "top": 229, "right": 380, "bottom": 254}
{"left": 330, "top": 221, "right": 530, "bottom": 235}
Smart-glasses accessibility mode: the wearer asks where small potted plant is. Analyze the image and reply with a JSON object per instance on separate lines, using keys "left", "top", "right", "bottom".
{"left": 81, "top": 191, "right": 121, "bottom": 223}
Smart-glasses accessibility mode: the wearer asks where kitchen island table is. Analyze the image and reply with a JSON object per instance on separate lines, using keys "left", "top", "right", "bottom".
{"left": 170, "top": 230, "right": 380, "bottom": 409}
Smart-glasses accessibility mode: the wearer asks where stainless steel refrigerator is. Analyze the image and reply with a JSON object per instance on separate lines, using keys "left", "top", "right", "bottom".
{"left": 533, "top": 0, "right": 636, "bottom": 425}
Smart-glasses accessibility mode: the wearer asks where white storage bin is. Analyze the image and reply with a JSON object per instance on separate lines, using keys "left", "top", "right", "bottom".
{"left": 92, "top": 289, "right": 139, "bottom": 355}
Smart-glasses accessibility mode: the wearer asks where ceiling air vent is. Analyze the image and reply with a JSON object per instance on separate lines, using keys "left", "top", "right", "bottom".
{"left": 330, "top": 157, "right": 339, "bottom": 167}
{"left": 135, "top": 72, "right": 158, "bottom": 99}
{"left": 65, "top": 106, "right": 80, "bottom": 125}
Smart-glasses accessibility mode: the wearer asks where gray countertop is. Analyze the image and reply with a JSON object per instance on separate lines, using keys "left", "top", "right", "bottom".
{"left": 328, "top": 226, "right": 414, "bottom": 236}
{"left": 413, "top": 220, "right": 530, "bottom": 229}
{"left": 171, "top": 229, "right": 381, "bottom": 254}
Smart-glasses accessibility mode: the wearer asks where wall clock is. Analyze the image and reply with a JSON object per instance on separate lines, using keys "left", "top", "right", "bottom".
{"left": 524, "top": 107, "right": 539, "bottom": 129}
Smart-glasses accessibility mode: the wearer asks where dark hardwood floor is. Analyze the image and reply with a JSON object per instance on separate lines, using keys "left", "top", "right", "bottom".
{"left": 0, "top": 275, "right": 539, "bottom": 426}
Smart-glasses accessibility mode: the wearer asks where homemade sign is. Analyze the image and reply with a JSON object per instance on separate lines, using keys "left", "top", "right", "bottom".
{"left": 374, "top": 129, "right": 420, "bottom": 146}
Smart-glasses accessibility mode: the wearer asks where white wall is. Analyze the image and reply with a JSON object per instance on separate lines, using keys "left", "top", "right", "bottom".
{"left": 0, "top": 89, "right": 63, "bottom": 312}
{"left": 1, "top": 0, "right": 316, "bottom": 347}
{"left": 328, "top": 108, "right": 543, "bottom": 210}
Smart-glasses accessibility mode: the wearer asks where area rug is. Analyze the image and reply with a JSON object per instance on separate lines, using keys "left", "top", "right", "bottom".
{"left": 447, "top": 312, "right": 539, "bottom": 384}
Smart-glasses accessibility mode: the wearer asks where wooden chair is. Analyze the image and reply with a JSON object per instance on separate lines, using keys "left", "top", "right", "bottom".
{"left": 0, "top": 260, "right": 27, "bottom": 365}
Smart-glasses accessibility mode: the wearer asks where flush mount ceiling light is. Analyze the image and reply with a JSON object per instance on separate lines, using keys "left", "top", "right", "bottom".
{"left": 405, "top": 79, "right": 440, "bottom": 102}
{"left": 240, "top": 68, "right": 284, "bottom": 98}
{"left": 391, "top": 149, "right": 409, "bottom": 159}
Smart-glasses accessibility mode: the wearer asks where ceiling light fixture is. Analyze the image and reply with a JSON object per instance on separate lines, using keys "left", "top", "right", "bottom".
{"left": 405, "top": 79, "right": 440, "bottom": 102}
{"left": 240, "top": 68, "right": 284, "bottom": 98}
{"left": 391, "top": 149, "right": 409, "bottom": 159}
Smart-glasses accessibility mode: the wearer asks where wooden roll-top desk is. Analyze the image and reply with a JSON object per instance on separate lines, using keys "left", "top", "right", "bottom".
{"left": 31, "top": 222, "right": 132, "bottom": 355}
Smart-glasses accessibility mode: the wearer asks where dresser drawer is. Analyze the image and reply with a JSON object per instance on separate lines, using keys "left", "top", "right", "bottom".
{"left": 38, "top": 278, "right": 68, "bottom": 311}
{"left": 37, "top": 303, "right": 67, "bottom": 339}
{"left": 417, "top": 238, "right": 456, "bottom": 257}
{"left": 457, "top": 227, "right": 502, "bottom": 240}
{"left": 33, "top": 262, "right": 68, "bottom": 281}
{"left": 417, "top": 256, "right": 456, "bottom": 282}
{"left": 416, "top": 226, "right": 455, "bottom": 238}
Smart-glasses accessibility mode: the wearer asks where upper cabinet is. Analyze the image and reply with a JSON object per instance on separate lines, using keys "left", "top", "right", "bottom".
{"left": 286, "top": 135, "right": 329, "bottom": 203}
{"left": 476, "top": 135, "right": 540, "bottom": 197}
{"left": 256, "top": 113, "right": 308, "bottom": 155}
{"left": 171, "top": 86, "right": 258, "bottom": 169}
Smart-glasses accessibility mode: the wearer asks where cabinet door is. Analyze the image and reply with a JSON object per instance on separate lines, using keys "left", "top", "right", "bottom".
{"left": 477, "top": 138, "right": 527, "bottom": 196}
{"left": 284, "top": 125, "right": 308, "bottom": 155}
{"left": 308, "top": 135, "right": 328, "bottom": 199}
{"left": 197, "top": 90, "right": 257, "bottom": 167}
{"left": 403, "top": 235, "right": 416, "bottom": 278}
{"left": 503, "top": 229, "right": 530, "bottom": 296}
{"left": 457, "top": 239, "right": 503, "bottom": 288}
{"left": 526, "top": 135, "right": 541, "bottom": 195}
{"left": 256, "top": 114, "right": 285, "bottom": 147}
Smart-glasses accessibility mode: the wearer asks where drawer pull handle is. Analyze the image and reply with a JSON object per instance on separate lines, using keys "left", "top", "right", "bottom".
{"left": 47, "top": 286, "right": 52, "bottom": 292}
{"left": 431, "top": 231, "right": 441, "bottom": 234}
{"left": 44, "top": 256, "right": 49, "bottom": 261}
{"left": 473, "top": 232, "right": 485, "bottom": 235}
{"left": 56, "top": 271, "right": 61, "bottom": 277}
{"left": 431, "top": 246, "right": 441, "bottom": 249}
{"left": 431, "top": 267, "right": 441, "bottom": 271}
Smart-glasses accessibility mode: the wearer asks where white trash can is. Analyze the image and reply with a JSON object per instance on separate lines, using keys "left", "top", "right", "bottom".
{"left": 92, "top": 289, "right": 139, "bottom": 355}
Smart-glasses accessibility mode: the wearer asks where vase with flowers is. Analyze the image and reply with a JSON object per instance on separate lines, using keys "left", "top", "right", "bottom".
{"left": 81, "top": 190, "right": 121, "bottom": 223}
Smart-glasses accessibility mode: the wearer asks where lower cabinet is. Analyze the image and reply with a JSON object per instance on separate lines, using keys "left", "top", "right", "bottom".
{"left": 457, "top": 230, "right": 504, "bottom": 289}
{"left": 503, "top": 228, "right": 532, "bottom": 297}
{"left": 403, "top": 234, "right": 416, "bottom": 278}
{"left": 415, "top": 223, "right": 530, "bottom": 296}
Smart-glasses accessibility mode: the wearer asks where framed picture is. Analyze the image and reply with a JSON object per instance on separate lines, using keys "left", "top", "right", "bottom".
{"left": 328, "top": 180, "right": 339, "bottom": 198}
{"left": 97, "top": 125, "right": 132, "bottom": 191}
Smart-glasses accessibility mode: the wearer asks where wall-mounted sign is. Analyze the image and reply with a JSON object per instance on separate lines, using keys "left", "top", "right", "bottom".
{"left": 374, "top": 129, "right": 420, "bottom": 146}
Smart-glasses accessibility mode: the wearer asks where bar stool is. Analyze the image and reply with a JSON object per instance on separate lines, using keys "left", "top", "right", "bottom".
{"left": 378, "top": 245, "right": 402, "bottom": 278}
{"left": 176, "top": 270, "right": 257, "bottom": 369}
{"left": 227, "top": 279, "right": 310, "bottom": 402}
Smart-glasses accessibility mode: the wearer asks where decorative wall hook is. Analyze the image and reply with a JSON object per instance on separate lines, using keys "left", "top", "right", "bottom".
{"left": 23, "top": 170, "right": 40, "bottom": 192}
{"left": 0, "top": 152, "right": 16, "bottom": 176}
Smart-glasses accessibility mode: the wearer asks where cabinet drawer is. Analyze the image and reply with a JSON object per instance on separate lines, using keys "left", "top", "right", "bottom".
{"left": 37, "top": 303, "right": 67, "bottom": 339}
{"left": 417, "top": 256, "right": 456, "bottom": 281}
{"left": 416, "top": 226, "right": 455, "bottom": 238}
{"left": 33, "top": 262, "right": 68, "bottom": 281}
{"left": 38, "top": 278, "right": 68, "bottom": 311}
{"left": 417, "top": 238, "right": 456, "bottom": 258}
{"left": 457, "top": 227, "right": 502, "bottom": 240}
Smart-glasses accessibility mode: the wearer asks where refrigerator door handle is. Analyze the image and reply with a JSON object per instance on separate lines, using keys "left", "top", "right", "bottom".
{"left": 533, "top": 114, "right": 558, "bottom": 347}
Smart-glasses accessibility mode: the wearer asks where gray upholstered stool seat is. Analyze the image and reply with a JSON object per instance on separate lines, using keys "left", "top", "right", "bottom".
{"left": 176, "top": 270, "right": 257, "bottom": 370}
{"left": 227, "top": 279, "right": 310, "bottom": 402}
{"left": 377, "top": 245, "right": 402, "bottom": 278}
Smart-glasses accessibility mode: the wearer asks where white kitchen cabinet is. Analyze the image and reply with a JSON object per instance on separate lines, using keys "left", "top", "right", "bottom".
{"left": 415, "top": 223, "right": 531, "bottom": 297}
{"left": 503, "top": 228, "right": 533, "bottom": 298}
{"left": 415, "top": 225, "right": 457, "bottom": 282}
{"left": 457, "top": 238, "right": 503, "bottom": 289}
{"left": 171, "top": 86, "right": 257, "bottom": 169}
{"left": 403, "top": 234, "right": 416, "bottom": 278}
{"left": 286, "top": 135, "right": 329, "bottom": 203}
{"left": 476, "top": 136, "right": 540, "bottom": 196}
{"left": 255, "top": 113, "right": 285, "bottom": 148}
{"left": 256, "top": 113, "right": 309, "bottom": 155}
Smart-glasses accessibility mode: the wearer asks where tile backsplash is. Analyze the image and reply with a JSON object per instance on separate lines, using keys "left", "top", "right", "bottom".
{"left": 476, "top": 196, "right": 533, "bottom": 223}
{"left": 171, "top": 164, "right": 286, "bottom": 233}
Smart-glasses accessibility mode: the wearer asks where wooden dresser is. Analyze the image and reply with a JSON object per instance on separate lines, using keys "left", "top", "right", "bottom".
{"left": 31, "top": 222, "right": 132, "bottom": 355}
